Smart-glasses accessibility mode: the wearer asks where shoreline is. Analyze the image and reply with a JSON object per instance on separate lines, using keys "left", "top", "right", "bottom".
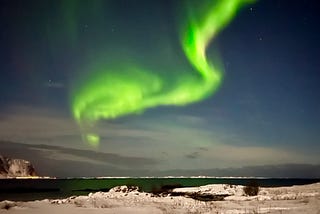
{"left": 1, "top": 182, "right": 319, "bottom": 214}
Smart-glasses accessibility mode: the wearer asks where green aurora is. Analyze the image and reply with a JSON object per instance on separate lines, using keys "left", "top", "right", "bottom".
{"left": 71, "top": 0, "right": 253, "bottom": 146}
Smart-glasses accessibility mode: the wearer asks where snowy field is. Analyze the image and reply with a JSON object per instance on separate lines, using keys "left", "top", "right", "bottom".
{"left": 0, "top": 183, "right": 319, "bottom": 214}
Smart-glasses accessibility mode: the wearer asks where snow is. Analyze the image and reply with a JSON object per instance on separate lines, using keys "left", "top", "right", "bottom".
{"left": 0, "top": 183, "right": 319, "bottom": 213}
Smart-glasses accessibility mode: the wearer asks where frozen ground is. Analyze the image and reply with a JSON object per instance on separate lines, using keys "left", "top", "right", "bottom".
{"left": 0, "top": 183, "right": 319, "bottom": 214}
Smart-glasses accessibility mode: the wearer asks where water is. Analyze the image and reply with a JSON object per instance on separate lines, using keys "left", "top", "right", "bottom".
{"left": 0, "top": 177, "right": 319, "bottom": 201}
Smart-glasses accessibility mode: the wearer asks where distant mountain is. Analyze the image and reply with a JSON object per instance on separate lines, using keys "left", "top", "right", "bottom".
{"left": 0, "top": 155, "right": 37, "bottom": 178}
{"left": 156, "top": 164, "right": 320, "bottom": 178}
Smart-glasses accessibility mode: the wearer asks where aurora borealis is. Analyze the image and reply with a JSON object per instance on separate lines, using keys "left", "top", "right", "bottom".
{"left": 72, "top": 0, "right": 253, "bottom": 145}
{"left": 1, "top": 0, "right": 320, "bottom": 177}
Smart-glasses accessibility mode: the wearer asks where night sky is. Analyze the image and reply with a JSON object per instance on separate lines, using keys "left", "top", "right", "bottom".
{"left": 0, "top": 0, "right": 320, "bottom": 177}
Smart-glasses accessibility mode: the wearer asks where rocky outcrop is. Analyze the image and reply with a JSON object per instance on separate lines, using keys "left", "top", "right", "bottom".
{"left": 0, "top": 155, "right": 37, "bottom": 178}
{"left": 171, "top": 184, "right": 245, "bottom": 201}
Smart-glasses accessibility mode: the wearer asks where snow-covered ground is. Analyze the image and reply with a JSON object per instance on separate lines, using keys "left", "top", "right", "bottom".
{"left": 1, "top": 183, "right": 319, "bottom": 214}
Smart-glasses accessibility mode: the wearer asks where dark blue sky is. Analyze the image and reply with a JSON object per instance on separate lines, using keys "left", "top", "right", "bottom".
{"left": 0, "top": 0, "right": 319, "bottom": 176}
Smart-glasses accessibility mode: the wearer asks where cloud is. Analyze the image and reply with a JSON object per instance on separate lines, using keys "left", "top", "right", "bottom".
{"left": 173, "top": 115, "right": 208, "bottom": 126}
{"left": 176, "top": 144, "right": 319, "bottom": 170}
{"left": 31, "top": 143, "right": 157, "bottom": 167}
{"left": 0, "top": 141, "right": 157, "bottom": 176}
{"left": 0, "top": 105, "right": 318, "bottom": 173}
{"left": 0, "top": 105, "right": 79, "bottom": 144}
{"left": 2, "top": 141, "right": 319, "bottom": 178}
{"left": 185, "top": 151, "right": 200, "bottom": 159}
{"left": 44, "top": 80, "right": 65, "bottom": 89}
{"left": 198, "top": 147, "right": 209, "bottom": 151}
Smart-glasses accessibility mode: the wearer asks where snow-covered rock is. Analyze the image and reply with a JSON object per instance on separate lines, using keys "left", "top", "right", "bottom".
{"left": 172, "top": 184, "right": 245, "bottom": 200}
{"left": 109, "top": 185, "right": 140, "bottom": 193}
{"left": 0, "top": 155, "right": 37, "bottom": 178}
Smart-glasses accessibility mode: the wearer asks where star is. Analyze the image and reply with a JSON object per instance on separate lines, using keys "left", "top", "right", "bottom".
{"left": 82, "top": 24, "right": 89, "bottom": 32}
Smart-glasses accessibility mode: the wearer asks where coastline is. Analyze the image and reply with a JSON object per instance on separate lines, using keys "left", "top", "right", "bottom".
{"left": 1, "top": 182, "right": 319, "bottom": 214}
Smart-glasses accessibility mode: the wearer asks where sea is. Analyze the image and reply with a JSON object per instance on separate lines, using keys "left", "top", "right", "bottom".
{"left": 0, "top": 177, "right": 319, "bottom": 201}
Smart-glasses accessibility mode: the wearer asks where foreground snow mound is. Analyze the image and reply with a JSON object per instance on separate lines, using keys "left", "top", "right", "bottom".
{"left": 0, "top": 201, "right": 18, "bottom": 210}
{"left": 50, "top": 185, "right": 208, "bottom": 212}
{"left": 172, "top": 183, "right": 320, "bottom": 202}
{"left": 51, "top": 185, "right": 151, "bottom": 207}
{"left": 24, "top": 183, "right": 320, "bottom": 213}
{"left": 257, "top": 182, "right": 320, "bottom": 201}
{"left": 50, "top": 183, "right": 320, "bottom": 207}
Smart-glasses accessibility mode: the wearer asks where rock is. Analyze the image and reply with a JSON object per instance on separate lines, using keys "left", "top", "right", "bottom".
{"left": 171, "top": 184, "right": 245, "bottom": 201}
{"left": 0, "top": 155, "right": 37, "bottom": 178}
{"left": 0, "top": 201, "right": 17, "bottom": 210}
{"left": 109, "top": 185, "right": 140, "bottom": 193}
